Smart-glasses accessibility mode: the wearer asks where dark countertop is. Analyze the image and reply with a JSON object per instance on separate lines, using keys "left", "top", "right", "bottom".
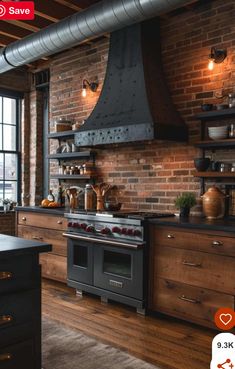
{"left": 15, "top": 206, "right": 66, "bottom": 216}
{"left": 149, "top": 216, "right": 235, "bottom": 233}
{"left": 0, "top": 234, "right": 52, "bottom": 255}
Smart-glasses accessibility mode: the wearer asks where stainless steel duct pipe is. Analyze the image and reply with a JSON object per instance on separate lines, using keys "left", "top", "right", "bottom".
{"left": 0, "top": 0, "right": 196, "bottom": 73}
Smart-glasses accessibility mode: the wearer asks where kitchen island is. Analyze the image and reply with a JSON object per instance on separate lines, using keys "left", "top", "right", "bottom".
{"left": 149, "top": 216, "right": 235, "bottom": 328}
{"left": 0, "top": 234, "right": 51, "bottom": 369}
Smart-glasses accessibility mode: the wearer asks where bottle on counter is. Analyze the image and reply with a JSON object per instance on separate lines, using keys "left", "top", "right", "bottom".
{"left": 47, "top": 189, "right": 55, "bottom": 202}
{"left": 84, "top": 184, "right": 95, "bottom": 211}
{"left": 57, "top": 186, "right": 65, "bottom": 207}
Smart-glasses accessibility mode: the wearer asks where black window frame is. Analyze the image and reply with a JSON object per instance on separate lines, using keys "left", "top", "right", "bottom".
{"left": 0, "top": 88, "right": 23, "bottom": 204}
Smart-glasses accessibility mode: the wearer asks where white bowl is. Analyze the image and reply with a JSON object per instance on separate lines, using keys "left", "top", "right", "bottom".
{"left": 209, "top": 132, "right": 228, "bottom": 140}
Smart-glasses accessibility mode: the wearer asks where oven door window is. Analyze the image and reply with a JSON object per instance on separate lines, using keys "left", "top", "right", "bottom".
{"left": 103, "top": 250, "right": 131, "bottom": 279}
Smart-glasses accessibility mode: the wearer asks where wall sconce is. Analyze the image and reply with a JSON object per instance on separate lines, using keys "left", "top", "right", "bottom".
{"left": 208, "top": 47, "right": 227, "bottom": 71}
{"left": 82, "top": 79, "right": 98, "bottom": 97}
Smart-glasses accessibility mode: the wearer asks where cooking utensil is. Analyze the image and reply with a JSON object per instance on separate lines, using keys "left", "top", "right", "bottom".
{"left": 91, "top": 183, "right": 112, "bottom": 211}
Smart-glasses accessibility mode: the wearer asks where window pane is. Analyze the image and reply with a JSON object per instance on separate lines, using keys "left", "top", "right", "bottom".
{"left": 0, "top": 124, "right": 2, "bottom": 150}
{"left": 0, "top": 154, "right": 3, "bottom": 180}
{"left": 3, "top": 125, "right": 16, "bottom": 151}
{"left": 0, "top": 181, "right": 3, "bottom": 200}
{"left": 0, "top": 97, "right": 2, "bottom": 123}
{"left": 3, "top": 98, "right": 16, "bottom": 124}
{"left": 5, "top": 181, "right": 17, "bottom": 202}
{"left": 5, "top": 154, "right": 17, "bottom": 180}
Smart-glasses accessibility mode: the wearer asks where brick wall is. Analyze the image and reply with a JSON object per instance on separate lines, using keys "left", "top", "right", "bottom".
{"left": 48, "top": 0, "right": 235, "bottom": 211}
{"left": 0, "top": 212, "right": 15, "bottom": 236}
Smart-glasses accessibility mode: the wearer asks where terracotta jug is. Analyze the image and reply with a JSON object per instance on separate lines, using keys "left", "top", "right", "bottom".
{"left": 202, "top": 186, "right": 226, "bottom": 219}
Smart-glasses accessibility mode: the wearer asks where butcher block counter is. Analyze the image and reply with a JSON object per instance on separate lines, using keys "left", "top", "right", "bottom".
{"left": 149, "top": 216, "right": 235, "bottom": 328}
{"left": 0, "top": 234, "right": 51, "bottom": 369}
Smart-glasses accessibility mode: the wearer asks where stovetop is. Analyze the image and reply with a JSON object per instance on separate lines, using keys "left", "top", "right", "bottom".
{"left": 71, "top": 210, "right": 175, "bottom": 220}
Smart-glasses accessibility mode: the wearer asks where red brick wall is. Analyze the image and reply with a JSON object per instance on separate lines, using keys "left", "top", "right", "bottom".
{"left": 48, "top": 0, "right": 235, "bottom": 211}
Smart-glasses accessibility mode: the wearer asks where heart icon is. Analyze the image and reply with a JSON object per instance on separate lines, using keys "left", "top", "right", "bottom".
{"left": 219, "top": 313, "right": 233, "bottom": 326}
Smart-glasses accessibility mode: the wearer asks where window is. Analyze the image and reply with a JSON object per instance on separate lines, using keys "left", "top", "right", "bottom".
{"left": 0, "top": 93, "right": 21, "bottom": 203}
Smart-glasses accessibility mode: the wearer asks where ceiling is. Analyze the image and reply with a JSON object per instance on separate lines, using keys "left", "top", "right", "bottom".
{"left": 0, "top": 0, "right": 102, "bottom": 48}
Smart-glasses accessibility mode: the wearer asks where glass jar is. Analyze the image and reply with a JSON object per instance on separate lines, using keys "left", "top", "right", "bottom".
{"left": 231, "top": 163, "right": 235, "bottom": 172}
{"left": 84, "top": 184, "right": 95, "bottom": 211}
{"left": 228, "top": 94, "right": 235, "bottom": 108}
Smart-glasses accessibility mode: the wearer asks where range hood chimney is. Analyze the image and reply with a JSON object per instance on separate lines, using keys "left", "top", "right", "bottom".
{"left": 75, "top": 18, "right": 187, "bottom": 147}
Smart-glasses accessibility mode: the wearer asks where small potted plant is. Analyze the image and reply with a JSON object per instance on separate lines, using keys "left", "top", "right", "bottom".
{"left": 1, "top": 199, "right": 13, "bottom": 213}
{"left": 175, "top": 192, "right": 197, "bottom": 218}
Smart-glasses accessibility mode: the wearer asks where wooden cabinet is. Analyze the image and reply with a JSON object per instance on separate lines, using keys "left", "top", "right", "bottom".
{"left": 17, "top": 210, "right": 67, "bottom": 283}
{"left": 149, "top": 225, "right": 235, "bottom": 328}
{"left": 0, "top": 234, "right": 51, "bottom": 369}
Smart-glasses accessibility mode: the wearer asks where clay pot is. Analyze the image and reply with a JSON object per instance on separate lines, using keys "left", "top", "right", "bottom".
{"left": 202, "top": 186, "right": 226, "bottom": 219}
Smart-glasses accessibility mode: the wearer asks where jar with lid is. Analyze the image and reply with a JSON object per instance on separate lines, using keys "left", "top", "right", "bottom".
{"left": 84, "top": 184, "right": 95, "bottom": 211}
{"left": 231, "top": 163, "right": 235, "bottom": 172}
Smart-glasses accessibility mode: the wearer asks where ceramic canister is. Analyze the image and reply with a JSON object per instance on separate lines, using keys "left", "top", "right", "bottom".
{"left": 202, "top": 186, "right": 226, "bottom": 219}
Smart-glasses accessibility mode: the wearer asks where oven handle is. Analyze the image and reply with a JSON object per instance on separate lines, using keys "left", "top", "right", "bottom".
{"left": 62, "top": 233, "right": 145, "bottom": 250}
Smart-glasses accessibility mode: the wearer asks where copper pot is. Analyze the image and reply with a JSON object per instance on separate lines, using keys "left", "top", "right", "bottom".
{"left": 202, "top": 186, "right": 226, "bottom": 219}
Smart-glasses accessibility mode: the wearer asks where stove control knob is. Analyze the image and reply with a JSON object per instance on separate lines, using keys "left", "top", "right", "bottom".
{"left": 112, "top": 226, "right": 121, "bottom": 234}
{"left": 86, "top": 225, "right": 95, "bottom": 233}
{"left": 127, "top": 229, "right": 134, "bottom": 236}
{"left": 133, "top": 229, "right": 142, "bottom": 237}
{"left": 68, "top": 222, "right": 73, "bottom": 227}
{"left": 121, "top": 228, "right": 127, "bottom": 235}
{"left": 73, "top": 223, "right": 80, "bottom": 229}
{"left": 101, "top": 227, "right": 111, "bottom": 235}
{"left": 80, "top": 223, "right": 87, "bottom": 230}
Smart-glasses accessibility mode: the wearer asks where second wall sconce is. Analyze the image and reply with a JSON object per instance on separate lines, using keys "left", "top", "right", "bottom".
{"left": 82, "top": 79, "right": 98, "bottom": 97}
{"left": 208, "top": 47, "right": 227, "bottom": 71}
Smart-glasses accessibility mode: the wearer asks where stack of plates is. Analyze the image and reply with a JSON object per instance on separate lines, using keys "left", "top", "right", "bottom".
{"left": 208, "top": 126, "right": 228, "bottom": 140}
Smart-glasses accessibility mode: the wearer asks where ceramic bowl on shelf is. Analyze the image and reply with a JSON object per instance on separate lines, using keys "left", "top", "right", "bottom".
{"left": 201, "top": 104, "right": 213, "bottom": 111}
{"left": 208, "top": 126, "right": 228, "bottom": 140}
{"left": 194, "top": 157, "right": 211, "bottom": 172}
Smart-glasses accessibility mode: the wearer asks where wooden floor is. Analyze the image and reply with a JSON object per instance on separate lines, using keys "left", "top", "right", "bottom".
{"left": 42, "top": 279, "right": 214, "bottom": 369}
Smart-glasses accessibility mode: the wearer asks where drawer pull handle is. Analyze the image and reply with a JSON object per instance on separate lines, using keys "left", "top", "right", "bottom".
{"left": 0, "top": 353, "right": 12, "bottom": 361}
{"left": 22, "top": 217, "right": 26, "bottom": 221}
{"left": 0, "top": 315, "right": 13, "bottom": 326}
{"left": 57, "top": 220, "right": 62, "bottom": 225}
{"left": 182, "top": 261, "right": 202, "bottom": 268}
{"left": 179, "top": 295, "right": 200, "bottom": 304}
{"left": 167, "top": 234, "right": 174, "bottom": 239}
{"left": 0, "top": 272, "right": 13, "bottom": 280}
{"left": 212, "top": 240, "right": 223, "bottom": 247}
{"left": 32, "top": 236, "right": 43, "bottom": 240}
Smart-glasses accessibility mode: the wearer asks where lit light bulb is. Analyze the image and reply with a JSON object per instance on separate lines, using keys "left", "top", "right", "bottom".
{"left": 208, "top": 59, "right": 214, "bottom": 71}
{"left": 82, "top": 87, "right": 87, "bottom": 98}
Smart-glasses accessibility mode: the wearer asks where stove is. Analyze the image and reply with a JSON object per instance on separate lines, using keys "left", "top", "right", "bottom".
{"left": 63, "top": 211, "right": 175, "bottom": 314}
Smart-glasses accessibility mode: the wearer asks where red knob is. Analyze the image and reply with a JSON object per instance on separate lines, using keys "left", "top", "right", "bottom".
{"left": 127, "top": 229, "right": 134, "bottom": 236}
{"left": 68, "top": 222, "right": 73, "bottom": 227}
{"left": 86, "top": 225, "right": 95, "bottom": 233}
{"left": 121, "top": 228, "right": 127, "bottom": 235}
{"left": 134, "top": 229, "right": 141, "bottom": 237}
{"left": 112, "top": 226, "right": 121, "bottom": 233}
{"left": 80, "top": 223, "right": 87, "bottom": 230}
{"left": 101, "top": 227, "right": 110, "bottom": 235}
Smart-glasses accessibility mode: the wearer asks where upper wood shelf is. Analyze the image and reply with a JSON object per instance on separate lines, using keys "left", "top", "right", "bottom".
{"left": 194, "top": 108, "right": 235, "bottom": 121}
{"left": 47, "top": 151, "right": 94, "bottom": 160}
{"left": 195, "top": 139, "right": 235, "bottom": 149}
{"left": 47, "top": 130, "right": 79, "bottom": 139}
{"left": 193, "top": 171, "right": 235, "bottom": 178}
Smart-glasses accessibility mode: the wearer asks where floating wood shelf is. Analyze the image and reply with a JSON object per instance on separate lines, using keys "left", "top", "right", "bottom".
{"left": 195, "top": 139, "right": 235, "bottom": 149}
{"left": 47, "top": 151, "right": 94, "bottom": 160}
{"left": 195, "top": 108, "right": 235, "bottom": 121}
{"left": 193, "top": 171, "right": 235, "bottom": 178}
{"left": 50, "top": 175, "right": 93, "bottom": 180}
{"left": 47, "top": 130, "right": 78, "bottom": 139}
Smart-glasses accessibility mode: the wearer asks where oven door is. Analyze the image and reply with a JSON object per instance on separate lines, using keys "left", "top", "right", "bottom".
{"left": 67, "top": 237, "right": 93, "bottom": 285}
{"left": 93, "top": 244, "right": 143, "bottom": 300}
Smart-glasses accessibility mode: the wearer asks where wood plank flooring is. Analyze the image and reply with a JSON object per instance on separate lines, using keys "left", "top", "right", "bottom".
{"left": 42, "top": 279, "right": 214, "bottom": 369}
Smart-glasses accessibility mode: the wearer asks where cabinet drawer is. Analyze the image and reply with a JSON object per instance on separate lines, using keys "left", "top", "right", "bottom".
{"left": 0, "top": 255, "right": 38, "bottom": 294}
{"left": 40, "top": 253, "right": 67, "bottom": 283}
{"left": 0, "top": 339, "right": 35, "bottom": 369}
{"left": 152, "top": 279, "right": 234, "bottom": 327}
{"left": 151, "top": 226, "right": 235, "bottom": 257}
{"left": 0, "top": 290, "right": 38, "bottom": 333}
{"left": 18, "top": 225, "right": 67, "bottom": 257}
{"left": 155, "top": 246, "right": 235, "bottom": 294}
{"left": 18, "top": 211, "right": 66, "bottom": 231}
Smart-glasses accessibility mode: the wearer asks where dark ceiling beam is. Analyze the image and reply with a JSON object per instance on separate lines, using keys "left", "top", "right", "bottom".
{"left": 0, "top": 22, "right": 31, "bottom": 38}
{"left": 33, "top": 0, "right": 75, "bottom": 20}
{"left": 3, "top": 20, "right": 40, "bottom": 32}
{"left": 53, "top": 0, "right": 83, "bottom": 11}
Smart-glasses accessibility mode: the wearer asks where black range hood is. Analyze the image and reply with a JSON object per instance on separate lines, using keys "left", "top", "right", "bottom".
{"left": 75, "top": 18, "right": 188, "bottom": 147}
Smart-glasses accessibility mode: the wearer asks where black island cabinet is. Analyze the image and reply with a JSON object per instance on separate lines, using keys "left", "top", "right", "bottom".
{"left": 0, "top": 234, "right": 51, "bottom": 369}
